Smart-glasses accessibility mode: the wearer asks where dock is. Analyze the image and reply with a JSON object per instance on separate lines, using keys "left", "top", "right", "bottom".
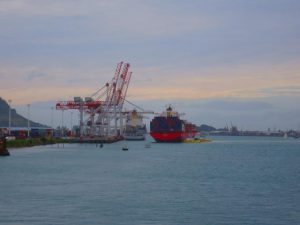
{"left": 66, "top": 136, "right": 124, "bottom": 144}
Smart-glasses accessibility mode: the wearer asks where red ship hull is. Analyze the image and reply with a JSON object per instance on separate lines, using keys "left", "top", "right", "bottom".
{"left": 150, "top": 131, "right": 196, "bottom": 142}
{"left": 150, "top": 106, "right": 197, "bottom": 143}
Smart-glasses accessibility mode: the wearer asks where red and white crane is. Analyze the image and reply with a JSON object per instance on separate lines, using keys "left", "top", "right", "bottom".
{"left": 56, "top": 62, "right": 132, "bottom": 139}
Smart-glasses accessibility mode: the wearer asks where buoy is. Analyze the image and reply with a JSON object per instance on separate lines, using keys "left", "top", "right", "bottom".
{"left": 145, "top": 143, "right": 151, "bottom": 148}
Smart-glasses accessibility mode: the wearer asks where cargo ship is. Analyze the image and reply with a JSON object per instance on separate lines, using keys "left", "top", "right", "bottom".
{"left": 150, "top": 106, "right": 197, "bottom": 142}
{"left": 123, "top": 110, "right": 147, "bottom": 140}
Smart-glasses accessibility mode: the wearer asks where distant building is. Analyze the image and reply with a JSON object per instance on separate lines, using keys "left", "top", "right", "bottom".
{"left": 0, "top": 127, "right": 53, "bottom": 139}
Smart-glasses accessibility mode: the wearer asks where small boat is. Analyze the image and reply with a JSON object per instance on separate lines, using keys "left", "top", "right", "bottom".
{"left": 122, "top": 145, "right": 129, "bottom": 151}
{"left": 145, "top": 143, "right": 151, "bottom": 148}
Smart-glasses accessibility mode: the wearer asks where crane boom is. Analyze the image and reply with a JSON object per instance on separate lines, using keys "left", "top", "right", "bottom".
{"left": 55, "top": 62, "right": 133, "bottom": 139}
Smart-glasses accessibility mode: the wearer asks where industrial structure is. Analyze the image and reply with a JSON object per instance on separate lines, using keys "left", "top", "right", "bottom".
{"left": 56, "top": 62, "right": 132, "bottom": 141}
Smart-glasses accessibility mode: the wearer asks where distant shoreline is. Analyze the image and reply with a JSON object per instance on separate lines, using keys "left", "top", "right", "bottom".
{"left": 6, "top": 135, "right": 299, "bottom": 150}
{"left": 6, "top": 138, "right": 65, "bottom": 149}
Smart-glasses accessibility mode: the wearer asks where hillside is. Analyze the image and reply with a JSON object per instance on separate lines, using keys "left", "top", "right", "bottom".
{"left": 197, "top": 124, "right": 216, "bottom": 132}
{"left": 0, "top": 98, "right": 47, "bottom": 128}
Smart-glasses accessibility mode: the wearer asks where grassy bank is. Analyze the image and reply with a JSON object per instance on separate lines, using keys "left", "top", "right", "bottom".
{"left": 6, "top": 137, "right": 68, "bottom": 148}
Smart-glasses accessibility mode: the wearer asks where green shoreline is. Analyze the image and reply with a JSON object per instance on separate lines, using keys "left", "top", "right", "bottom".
{"left": 6, "top": 137, "right": 121, "bottom": 149}
{"left": 6, "top": 138, "right": 69, "bottom": 149}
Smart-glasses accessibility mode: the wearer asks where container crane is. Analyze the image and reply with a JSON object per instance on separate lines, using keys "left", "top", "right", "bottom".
{"left": 56, "top": 62, "right": 132, "bottom": 140}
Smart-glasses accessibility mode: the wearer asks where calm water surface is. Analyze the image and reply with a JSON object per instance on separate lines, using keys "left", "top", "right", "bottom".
{"left": 1, "top": 136, "right": 299, "bottom": 225}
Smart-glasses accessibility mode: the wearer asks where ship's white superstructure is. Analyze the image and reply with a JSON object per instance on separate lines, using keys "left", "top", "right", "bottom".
{"left": 124, "top": 110, "right": 146, "bottom": 140}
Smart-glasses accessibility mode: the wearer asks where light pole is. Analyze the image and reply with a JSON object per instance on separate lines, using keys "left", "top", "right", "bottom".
{"left": 70, "top": 111, "right": 73, "bottom": 136}
{"left": 51, "top": 107, "right": 54, "bottom": 137}
{"left": 51, "top": 107, "right": 54, "bottom": 128}
{"left": 27, "top": 104, "right": 30, "bottom": 138}
{"left": 61, "top": 109, "right": 64, "bottom": 137}
{"left": 8, "top": 99, "right": 12, "bottom": 136}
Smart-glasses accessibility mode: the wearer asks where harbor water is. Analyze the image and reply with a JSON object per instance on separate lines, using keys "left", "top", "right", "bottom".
{"left": 0, "top": 136, "right": 299, "bottom": 225}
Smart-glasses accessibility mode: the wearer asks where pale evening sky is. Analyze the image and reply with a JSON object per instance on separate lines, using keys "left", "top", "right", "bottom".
{"left": 0, "top": 0, "right": 299, "bottom": 130}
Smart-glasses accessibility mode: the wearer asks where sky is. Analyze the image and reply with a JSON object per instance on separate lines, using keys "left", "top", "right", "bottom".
{"left": 0, "top": 0, "right": 300, "bottom": 130}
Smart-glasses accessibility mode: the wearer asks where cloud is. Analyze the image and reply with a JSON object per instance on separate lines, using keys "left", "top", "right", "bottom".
{"left": 1, "top": 1, "right": 299, "bottom": 105}
{"left": 25, "top": 71, "right": 48, "bottom": 81}
{"left": 0, "top": 0, "right": 92, "bottom": 16}
{"left": 0, "top": 61, "right": 141, "bottom": 104}
{"left": 1, "top": 58, "right": 300, "bottom": 104}
{"left": 128, "top": 59, "right": 300, "bottom": 100}
{"left": 199, "top": 100, "right": 273, "bottom": 111}
{"left": 0, "top": 0, "right": 207, "bottom": 42}
{"left": 260, "top": 86, "right": 300, "bottom": 97}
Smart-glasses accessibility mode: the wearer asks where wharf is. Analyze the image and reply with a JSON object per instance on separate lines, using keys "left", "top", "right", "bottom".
{"left": 67, "top": 136, "right": 124, "bottom": 144}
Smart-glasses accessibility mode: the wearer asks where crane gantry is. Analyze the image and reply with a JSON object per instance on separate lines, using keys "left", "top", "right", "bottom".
{"left": 56, "top": 62, "right": 132, "bottom": 140}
